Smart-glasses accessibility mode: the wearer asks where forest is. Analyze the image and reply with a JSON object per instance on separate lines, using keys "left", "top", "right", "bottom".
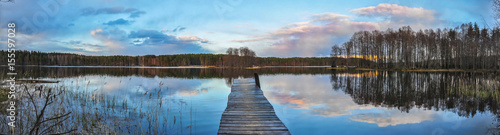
{"left": 0, "top": 48, "right": 336, "bottom": 67}
{"left": 332, "top": 22, "right": 500, "bottom": 70}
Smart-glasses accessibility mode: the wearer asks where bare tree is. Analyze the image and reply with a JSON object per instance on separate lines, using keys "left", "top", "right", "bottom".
{"left": 342, "top": 41, "right": 353, "bottom": 67}
{"left": 224, "top": 47, "right": 257, "bottom": 68}
{"left": 332, "top": 22, "right": 499, "bottom": 70}
{"left": 494, "top": 0, "right": 500, "bottom": 25}
{"left": 22, "top": 85, "right": 75, "bottom": 135}
{"left": 331, "top": 45, "right": 343, "bottom": 67}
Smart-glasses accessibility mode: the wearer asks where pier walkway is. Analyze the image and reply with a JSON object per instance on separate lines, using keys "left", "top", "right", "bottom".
{"left": 218, "top": 78, "right": 290, "bottom": 135}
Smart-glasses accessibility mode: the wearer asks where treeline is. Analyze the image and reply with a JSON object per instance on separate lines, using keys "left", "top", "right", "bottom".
{"left": 0, "top": 50, "right": 338, "bottom": 67}
{"left": 332, "top": 22, "right": 500, "bottom": 70}
{"left": 0, "top": 50, "right": 227, "bottom": 66}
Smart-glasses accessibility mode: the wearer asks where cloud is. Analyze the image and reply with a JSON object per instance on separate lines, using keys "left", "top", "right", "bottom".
{"left": 172, "top": 26, "right": 187, "bottom": 32}
{"left": 91, "top": 28, "right": 128, "bottom": 41}
{"left": 238, "top": 13, "right": 379, "bottom": 57}
{"left": 81, "top": 6, "right": 146, "bottom": 18}
{"left": 61, "top": 40, "right": 105, "bottom": 54}
{"left": 161, "top": 26, "right": 188, "bottom": 33}
{"left": 233, "top": 13, "right": 379, "bottom": 43}
{"left": 69, "top": 40, "right": 82, "bottom": 44}
{"left": 128, "top": 29, "right": 208, "bottom": 46}
{"left": 103, "top": 18, "right": 133, "bottom": 26}
{"left": 81, "top": 6, "right": 133, "bottom": 15}
{"left": 0, "top": 27, "right": 101, "bottom": 54}
{"left": 128, "top": 29, "right": 180, "bottom": 45}
{"left": 351, "top": 3, "right": 436, "bottom": 22}
{"left": 88, "top": 28, "right": 209, "bottom": 55}
{"left": 130, "top": 11, "right": 146, "bottom": 18}
{"left": 201, "top": 39, "right": 209, "bottom": 43}
{"left": 350, "top": 3, "right": 444, "bottom": 29}
{"left": 0, "top": 28, "right": 104, "bottom": 54}
{"left": 178, "top": 35, "right": 201, "bottom": 41}
{"left": 232, "top": 4, "right": 444, "bottom": 57}
{"left": 90, "top": 28, "right": 128, "bottom": 51}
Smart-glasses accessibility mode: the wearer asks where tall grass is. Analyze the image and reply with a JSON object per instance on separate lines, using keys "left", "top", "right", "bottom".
{"left": 0, "top": 79, "right": 195, "bottom": 135}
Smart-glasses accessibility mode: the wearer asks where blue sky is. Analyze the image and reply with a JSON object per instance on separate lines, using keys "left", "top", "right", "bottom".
{"left": 0, "top": 0, "right": 495, "bottom": 57}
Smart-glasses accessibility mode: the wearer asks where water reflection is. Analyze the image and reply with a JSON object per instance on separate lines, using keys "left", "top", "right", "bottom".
{"left": 260, "top": 71, "right": 498, "bottom": 134}
{"left": 331, "top": 71, "right": 500, "bottom": 117}
{"left": 0, "top": 67, "right": 497, "bottom": 134}
{"left": 349, "top": 109, "right": 439, "bottom": 127}
{"left": 261, "top": 75, "right": 371, "bottom": 117}
{"left": 1, "top": 66, "right": 330, "bottom": 79}
{"left": 1, "top": 71, "right": 234, "bottom": 134}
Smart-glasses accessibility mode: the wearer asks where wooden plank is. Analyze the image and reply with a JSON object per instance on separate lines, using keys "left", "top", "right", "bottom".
{"left": 221, "top": 120, "right": 284, "bottom": 124}
{"left": 220, "top": 118, "right": 282, "bottom": 121}
{"left": 222, "top": 113, "right": 277, "bottom": 116}
{"left": 218, "top": 79, "right": 290, "bottom": 135}
{"left": 218, "top": 130, "right": 290, "bottom": 135}
{"left": 218, "top": 126, "right": 289, "bottom": 131}
{"left": 224, "top": 111, "right": 275, "bottom": 113}
{"left": 220, "top": 124, "right": 287, "bottom": 127}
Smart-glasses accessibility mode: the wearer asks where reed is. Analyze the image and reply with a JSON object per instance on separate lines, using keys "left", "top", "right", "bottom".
{"left": 0, "top": 79, "right": 196, "bottom": 134}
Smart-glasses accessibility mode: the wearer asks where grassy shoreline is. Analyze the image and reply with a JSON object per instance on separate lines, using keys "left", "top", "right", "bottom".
{"left": 1, "top": 65, "right": 498, "bottom": 72}
{"left": 0, "top": 87, "right": 8, "bottom": 103}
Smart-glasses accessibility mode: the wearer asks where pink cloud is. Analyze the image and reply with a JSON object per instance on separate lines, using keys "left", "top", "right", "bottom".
{"left": 257, "top": 13, "right": 379, "bottom": 57}
{"left": 232, "top": 4, "right": 444, "bottom": 57}
{"left": 178, "top": 35, "right": 201, "bottom": 41}
{"left": 90, "top": 28, "right": 127, "bottom": 52}
{"left": 351, "top": 3, "right": 436, "bottom": 22}
{"left": 178, "top": 35, "right": 210, "bottom": 43}
{"left": 230, "top": 37, "right": 275, "bottom": 43}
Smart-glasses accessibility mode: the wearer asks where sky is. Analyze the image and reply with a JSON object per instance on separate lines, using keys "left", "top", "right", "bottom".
{"left": 0, "top": 0, "right": 495, "bottom": 57}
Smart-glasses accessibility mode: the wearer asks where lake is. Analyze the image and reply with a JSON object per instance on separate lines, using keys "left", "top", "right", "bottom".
{"left": 1, "top": 67, "right": 499, "bottom": 134}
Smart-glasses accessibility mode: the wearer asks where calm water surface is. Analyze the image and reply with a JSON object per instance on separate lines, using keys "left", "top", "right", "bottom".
{"left": 2, "top": 67, "right": 498, "bottom": 134}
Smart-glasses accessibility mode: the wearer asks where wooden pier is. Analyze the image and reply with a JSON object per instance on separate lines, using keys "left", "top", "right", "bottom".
{"left": 218, "top": 78, "right": 290, "bottom": 135}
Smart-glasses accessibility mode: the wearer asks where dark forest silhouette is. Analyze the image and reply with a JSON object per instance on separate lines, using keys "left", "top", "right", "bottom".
{"left": 332, "top": 23, "right": 500, "bottom": 70}
{"left": 0, "top": 50, "right": 340, "bottom": 67}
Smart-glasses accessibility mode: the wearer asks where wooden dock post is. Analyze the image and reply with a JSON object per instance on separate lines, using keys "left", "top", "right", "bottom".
{"left": 218, "top": 78, "right": 290, "bottom": 135}
{"left": 254, "top": 73, "right": 261, "bottom": 88}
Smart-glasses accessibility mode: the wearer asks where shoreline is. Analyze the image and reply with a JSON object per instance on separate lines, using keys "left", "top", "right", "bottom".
{"left": 0, "top": 65, "right": 498, "bottom": 72}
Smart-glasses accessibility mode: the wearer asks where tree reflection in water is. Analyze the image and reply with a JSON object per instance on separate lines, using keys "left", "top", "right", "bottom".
{"left": 330, "top": 71, "right": 500, "bottom": 133}
{"left": 2, "top": 67, "right": 499, "bottom": 133}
